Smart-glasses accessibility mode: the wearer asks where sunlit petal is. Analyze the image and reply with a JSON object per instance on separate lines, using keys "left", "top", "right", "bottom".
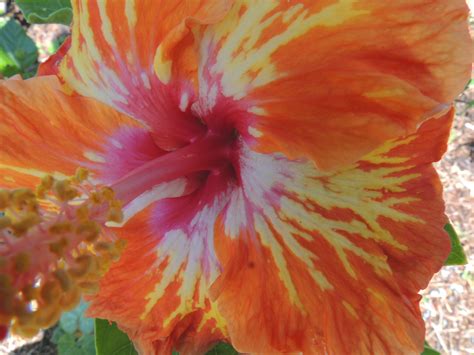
{"left": 0, "top": 76, "right": 136, "bottom": 188}
{"left": 212, "top": 110, "right": 454, "bottom": 353}
{"left": 194, "top": 0, "right": 470, "bottom": 169}
{"left": 88, "top": 171, "right": 235, "bottom": 352}
{"left": 59, "top": 0, "right": 233, "bottom": 150}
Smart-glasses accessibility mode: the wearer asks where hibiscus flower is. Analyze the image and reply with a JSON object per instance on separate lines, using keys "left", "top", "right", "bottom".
{"left": 0, "top": 1, "right": 471, "bottom": 354}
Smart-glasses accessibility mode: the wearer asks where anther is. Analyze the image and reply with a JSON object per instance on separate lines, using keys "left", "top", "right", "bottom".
{"left": 40, "top": 175, "right": 54, "bottom": 189}
{"left": 90, "top": 192, "right": 102, "bottom": 204}
{"left": 0, "top": 216, "right": 11, "bottom": 229}
{"left": 110, "top": 199, "right": 122, "bottom": 209}
{"left": 53, "top": 180, "right": 78, "bottom": 201}
{"left": 0, "top": 168, "right": 125, "bottom": 338}
{"left": 76, "top": 205, "right": 89, "bottom": 221}
{"left": 60, "top": 287, "right": 81, "bottom": 311}
{"left": 68, "top": 255, "right": 93, "bottom": 279}
{"left": 12, "top": 324, "right": 39, "bottom": 338}
{"left": 49, "top": 222, "right": 73, "bottom": 234}
{"left": 13, "top": 253, "right": 31, "bottom": 273}
{"left": 95, "top": 242, "right": 113, "bottom": 252}
{"left": 35, "top": 306, "right": 61, "bottom": 328}
{"left": 100, "top": 187, "right": 115, "bottom": 200}
{"left": 107, "top": 207, "right": 123, "bottom": 223}
{"left": 10, "top": 189, "right": 36, "bottom": 210}
{"left": 0, "top": 189, "right": 10, "bottom": 209}
{"left": 40, "top": 281, "right": 61, "bottom": 305}
{"left": 11, "top": 213, "right": 41, "bottom": 236}
{"left": 53, "top": 269, "right": 72, "bottom": 292}
{"left": 35, "top": 185, "right": 47, "bottom": 199}
{"left": 73, "top": 168, "right": 89, "bottom": 182}
{"left": 76, "top": 221, "right": 100, "bottom": 242}
{"left": 77, "top": 281, "right": 99, "bottom": 295}
{"left": 21, "top": 285, "right": 38, "bottom": 301}
{"left": 13, "top": 299, "right": 29, "bottom": 318}
{"left": 48, "top": 237, "right": 69, "bottom": 256}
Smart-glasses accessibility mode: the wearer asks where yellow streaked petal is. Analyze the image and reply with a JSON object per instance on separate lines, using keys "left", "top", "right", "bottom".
{"left": 214, "top": 112, "right": 454, "bottom": 353}
{"left": 194, "top": 0, "right": 470, "bottom": 170}
{"left": 0, "top": 76, "right": 137, "bottom": 190}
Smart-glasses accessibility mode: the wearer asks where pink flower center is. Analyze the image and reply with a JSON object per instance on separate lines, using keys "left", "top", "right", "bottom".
{"left": 110, "top": 119, "right": 242, "bottom": 206}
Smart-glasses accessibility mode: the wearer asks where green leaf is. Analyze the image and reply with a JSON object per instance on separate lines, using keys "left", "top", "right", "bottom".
{"left": 444, "top": 223, "right": 468, "bottom": 266}
{"left": 95, "top": 319, "right": 138, "bottom": 355}
{"left": 46, "top": 32, "right": 69, "bottom": 55}
{"left": 78, "top": 334, "right": 96, "bottom": 355}
{"left": 206, "top": 343, "right": 238, "bottom": 355}
{"left": 60, "top": 310, "right": 80, "bottom": 334}
{"left": 0, "top": 2, "right": 7, "bottom": 15}
{"left": 57, "top": 333, "right": 79, "bottom": 355}
{"left": 77, "top": 300, "right": 89, "bottom": 314}
{"left": 421, "top": 341, "right": 440, "bottom": 355}
{"left": 51, "top": 327, "right": 66, "bottom": 344}
{"left": 0, "top": 18, "right": 38, "bottom": 78}
{"left": 16, "top": 0, "right": 72, "bottom": 25}
{"left": 79, "top": 315, "right": 95, "bottom": 335}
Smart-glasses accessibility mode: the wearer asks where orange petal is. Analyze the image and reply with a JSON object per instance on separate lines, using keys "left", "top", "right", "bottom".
{"left": 194, "top": 0, "right": 470, "bottom": 170}
{"left": 211, "top": 110, "right": 454, "bottom": 353}
{"left": 133, "top": 302, "right": 228, "bottom": 355}
{"left": 0, "top": 76, "right": 136, "bottom": 188}
{"left": 88, "top": 175, "right": 232, "bottom": 353}
{"left": 59, "top": 0, "right": 234, "bottom": 150}
{"left": 37, "top": 36, "right": 71, "bottom": 77}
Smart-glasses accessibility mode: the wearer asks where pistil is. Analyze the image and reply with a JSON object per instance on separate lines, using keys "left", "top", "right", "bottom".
{"left": 112, "top": 132, "right": 233, "bottom": 204}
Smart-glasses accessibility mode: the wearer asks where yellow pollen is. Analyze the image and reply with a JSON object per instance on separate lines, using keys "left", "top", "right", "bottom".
{"left": 35, "top": 185, "right": 47, "bottom": 199}
{"left": 40, "top": 281, "right": 61, "bottom": 305}
{"left": 77, "top": 281, "right": 99, "bottom": 295}
{"left": 0, "top": 216, "right": 12, "bottom": 229}
{"left": 41, "top": 175, "right": 54, "bottom": 189}
{"left": 60, "top": 287, "right": 81, "bottom": 311}
{"left": 76, "top": 205, "right": 90, "bottom": 221}
{"left": 94, "top": 241, "right": 113, "bottom": 252}
{"left": 76, "top": 221, "right": 100, "bottom": 242}
{"left": 0, "top": 169, "right": 125, "bottom": 337}
{"left": 53, "top": 269, "right": 72, "bottom": 292}
{"left": 10, "top": 189, "right": 36, "bottom": 210}
{"left": 21, "top": 285, "right": 38, "bottom": 301}
{"left": 48, "top": 237, "right": 69, "bottom": 256}
{"left": 90, "top": 192, "right": 102, "bottom": 204}
{"left": 14, "top": 253, "right": 30, "bottom": 273}
{"left": 11, "top": 213, "right": 41, "bottom": 237}
{"left": 100, "top": 186, "right": 115, "bottom": 201}
{"left": 68, "top": 255, "right": 94, "bottom": 280}
{"left": 49, "top": 222, "right": 73, "bottom": 234}
{"left": 73, "top": 167, "right": 89, "bottom": 182}
{"left": 53, "top": 180, "right": 78, "bottom": 201}
{"left": 110, "top": 199, "right": 122, "bottom": 209}
{"left": 0, "top": 189, "right": 10, "bottom": 209}
{"left": 107, "top": 207, "right": 123, "bottom": 223}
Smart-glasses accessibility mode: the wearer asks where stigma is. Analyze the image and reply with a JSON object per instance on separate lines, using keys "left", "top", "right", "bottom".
{"left": 0, "top": 168, "right": 125, "bottom": 338}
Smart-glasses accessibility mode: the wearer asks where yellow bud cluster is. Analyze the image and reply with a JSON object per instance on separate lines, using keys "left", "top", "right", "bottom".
{"left": 0, "top": 169, "right": 125, "bottom": 338}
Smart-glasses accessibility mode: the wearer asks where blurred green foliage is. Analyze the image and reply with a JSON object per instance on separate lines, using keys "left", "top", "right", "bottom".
{"left": 95, "top": 318, "right": 239, "bottom": 355}
{"left": 15, "top": 0, "right": 72, "bottom": 24}
{"left": 421, "top": 341, "right": 440, "bottom": 355}
{"left": 0, "top": 17, "right": 37, "bottom": 78}
{"left": 95, "top": 319, "right": 138, "bottom": 355}
{"left": 52, "top": 301, "right": 96, "bottom": 355}
{"left": 444, "top": 223, "right": 468, "bottom": 266}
